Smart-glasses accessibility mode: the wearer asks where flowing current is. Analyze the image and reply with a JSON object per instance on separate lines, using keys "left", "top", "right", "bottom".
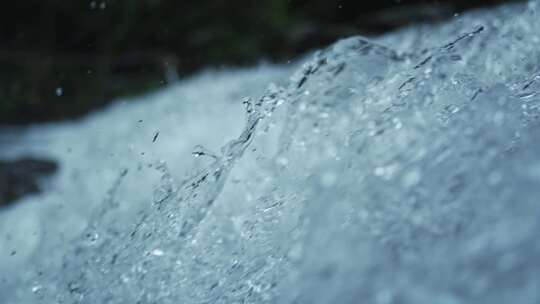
{"left": 1, "top": 1, "right": 540, "bottom": 303}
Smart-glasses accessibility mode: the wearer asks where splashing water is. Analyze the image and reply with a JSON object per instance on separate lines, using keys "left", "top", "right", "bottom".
{"left": 1, "top": 1, "right": 540, "bottom": 303}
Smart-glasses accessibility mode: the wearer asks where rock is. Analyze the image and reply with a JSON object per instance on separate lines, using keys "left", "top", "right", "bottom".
{"left": 0, "top": 158, "right": 58, "bottom": 207}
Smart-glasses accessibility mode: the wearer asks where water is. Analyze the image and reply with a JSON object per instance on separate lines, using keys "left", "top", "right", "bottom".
{"left": 1, "top": 1, "right": 540, "bottom": 303}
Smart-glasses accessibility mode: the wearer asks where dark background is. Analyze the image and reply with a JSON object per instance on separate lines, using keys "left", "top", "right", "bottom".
{"left": 0, "top": 0, "right": 521, "bottom": 207}
{"left": 0, "top": 0, "right": 515, "bottom": 125}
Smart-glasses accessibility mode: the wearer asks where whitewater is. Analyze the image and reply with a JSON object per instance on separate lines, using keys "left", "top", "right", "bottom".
{"left": 1, "top": 1, "right": 540, "bottom": 303}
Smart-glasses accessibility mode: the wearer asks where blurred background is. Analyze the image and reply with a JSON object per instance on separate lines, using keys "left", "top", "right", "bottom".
{"left": 0, "top": 0, "right": 517, "bottom": 207}
{"left": 1, "top": 0, "right": 516, "bottom": 125}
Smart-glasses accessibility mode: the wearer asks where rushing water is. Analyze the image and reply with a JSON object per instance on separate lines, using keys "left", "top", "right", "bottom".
{"left": 1, "top": 1, "right": 540, "bottom": 303}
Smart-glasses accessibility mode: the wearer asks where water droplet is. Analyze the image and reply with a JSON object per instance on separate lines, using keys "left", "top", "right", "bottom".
{"left": 320, "top": 172, "right": 337, "bottom": 187}
{"left": 402, "top": 169, "right": 422, "bottom": 188}
{"left": 192, "top": 145, "right": 218, "bottom": 159}
{"left": 487, "top": 171, "right": 503, "bottom": 186}
{"left": 85, "top": 232, "right": 100, "bottom": 245}
{"left": 150, "top": 249, "right": 164, "bottom": 256}
{"left": 493, "top": 111, "right": 505, "bottom": 125}
{"left": 276, "top": 157, "right": 289, "bottom": 166}
{"left": 31, "top": 285, "right": 43, "bottom": 293}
